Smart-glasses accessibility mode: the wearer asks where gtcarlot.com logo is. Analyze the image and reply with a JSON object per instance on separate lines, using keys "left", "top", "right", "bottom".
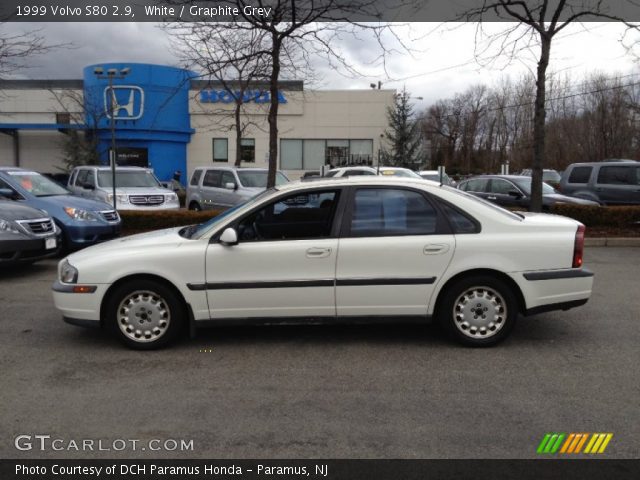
{"left": 14, "top": 435, "right": 194, "bottom": 452}
{"left": 537, "top": 433, "right": 613, "bottom": 455}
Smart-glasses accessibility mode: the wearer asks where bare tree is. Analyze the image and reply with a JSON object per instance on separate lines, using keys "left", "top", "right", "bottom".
{"left": 460, "top": 1, "right": 638, "bottom": 211}
{"left": 166, "top": 0, "right": 409, "bottom": 187}
{"left": 168, "top": 25, "right": 272, "bottom": 166}
{"left": 0, "top": 24, "right": 60, "bottom": 78}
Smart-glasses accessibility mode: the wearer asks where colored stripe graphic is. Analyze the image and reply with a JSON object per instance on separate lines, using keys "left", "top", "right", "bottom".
{"left": 538, "top": 433, "right": 613, "bottom": 454}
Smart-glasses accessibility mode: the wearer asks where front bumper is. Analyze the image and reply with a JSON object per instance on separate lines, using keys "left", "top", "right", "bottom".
{"left": 52, "top": 280, "right": 107, "bottom": 323}
{"left": 64, "top": 222, "right": 121, "bottom": 249}
{"left": 0, "top": 234, "right": 60, "bottom": 264}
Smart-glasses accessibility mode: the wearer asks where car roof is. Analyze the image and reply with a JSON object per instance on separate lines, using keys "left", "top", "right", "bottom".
{"left": 276, "top": 175, "right": 438, "bottom": 192}
{"left": 567, "top": 160, "right": 638, "bottom": 167}
{"left": 460, "top": 175, "right": 523, "bottom": 181}
{"left": 194, "top": 166, "right": 271, "bottom": 171}
{"left": 75, "top": 166, "right": 150, "bottom": 171}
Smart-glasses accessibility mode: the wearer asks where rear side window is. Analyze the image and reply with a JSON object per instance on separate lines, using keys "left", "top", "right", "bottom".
{"left": 461, "top": 178, "right": 489, "bottom": 193}
{"left": 567, "top": 166, "right": 592, "bottom": 184}
{"left": 597, "top": 166, "right": 639, "bottom": 185}
{"left": 202, "top": 170, "right": 222, "bottom": 188}
{"left": 350, "top": 188, "right": 437, "bottom": 237}
{"left": 190, "top": 170, "right": 203, "bottom": 186}
{"left": 437, "top": 201, "right": 480, "bottom": 234}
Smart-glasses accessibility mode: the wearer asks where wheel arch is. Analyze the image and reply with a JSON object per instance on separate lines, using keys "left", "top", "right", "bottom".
{"left": 100, "top": 273, "right": 190, "bottom": 329}
{"left": 432, "top": 268, "right": 526, "bottom": 317}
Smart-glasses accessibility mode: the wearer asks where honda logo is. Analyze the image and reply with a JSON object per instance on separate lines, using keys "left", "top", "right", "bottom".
{"left": 104, "top": 86, "right": 144, "bottom": 120}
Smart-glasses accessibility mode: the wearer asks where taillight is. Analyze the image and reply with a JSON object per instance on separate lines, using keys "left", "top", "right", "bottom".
{"left": 573, "top": 224, "right": 585, "bottom": 268}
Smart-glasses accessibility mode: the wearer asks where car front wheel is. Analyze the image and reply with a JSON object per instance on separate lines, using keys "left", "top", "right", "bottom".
{"left": 188, "top": 201, "right": 202, "bottom": 211}
{"left": 106, "top": 280, "right": 185, "bottom": 350}
{"left": 438, "top": 275, "right": 517, "bottom": 347}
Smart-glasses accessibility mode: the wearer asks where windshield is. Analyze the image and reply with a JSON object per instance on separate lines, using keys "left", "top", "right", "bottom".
{"left": 185, "top": 189, "right": 275, "bottom": 239}
{"left": 543, "top": 171, "right": 561, "bottom": 182}
{"left": 379, "top": 169, "right": 422, "bottom": 178}
{"left": 6, "top": 171, "right": 70, "bottom": 197}
{"left": 237, "top": 171, "right": 289, "bottom": 188}
{"left": 97, "top": 170, "right": 161, "bottom": 188}
{"left": 511, "top": 177, "right": 556, "bottom": 195}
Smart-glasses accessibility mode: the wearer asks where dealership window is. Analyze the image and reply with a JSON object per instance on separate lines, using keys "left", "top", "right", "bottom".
{"left": 280, "top": 139, "right": 374, "bottom": 170}
{"left": 212, "top": 138, "right": 228, "bottom": 163}
{"left": 240, "top": 138, "right": 255, "bottom": 163}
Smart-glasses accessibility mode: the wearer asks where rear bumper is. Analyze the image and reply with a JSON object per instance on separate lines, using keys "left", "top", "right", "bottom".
{"left": 517, "top": 268, "right": 594, "bottom": 315}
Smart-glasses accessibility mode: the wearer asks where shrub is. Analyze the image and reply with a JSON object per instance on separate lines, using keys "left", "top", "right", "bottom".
{"left": 119, "top": 209, "right": 222, "bottom": 235}
{"left": 550, "top": 205, "right": 640, "bottom": 228}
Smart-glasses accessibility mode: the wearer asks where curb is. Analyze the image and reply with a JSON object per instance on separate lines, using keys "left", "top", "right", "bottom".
{"left": 585, "top": 238, "right": 640, "bottom": 247}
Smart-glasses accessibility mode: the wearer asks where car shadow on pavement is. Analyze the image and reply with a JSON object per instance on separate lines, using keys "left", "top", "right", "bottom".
{"left": 0, "top": 261, "right": 56, "bottom": 280}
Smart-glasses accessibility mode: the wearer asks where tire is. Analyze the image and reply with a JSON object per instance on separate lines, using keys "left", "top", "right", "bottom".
{"left": 106, "top": 279, "right": 185, "bottom": 350}
{"left": 437, "top": 275, "right": 518, "bottom": 347}
{"left": 188, "top": 201, "right": 202, "bottom": 211}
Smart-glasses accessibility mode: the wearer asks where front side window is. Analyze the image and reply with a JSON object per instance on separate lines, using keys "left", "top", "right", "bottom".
{"left": 236, "top": 189, "right": 340, "bottom": 242}
{"left": 597, "top": 166, "right": 639, "bottom": 185}
{"left": 221, "top": 171, "right": 236, "bottom": 187}
{"left": 490, "top": 179, "right": 516, "bottom": 195}
{"left": 237, "top": 171, "right": 288, "bottom": 187}
{"left": 202, "top": 170, "right": 222, "bottom": 188}
{"left": 350, "top": 188, "right": 437, "bottom": 237}
{"left": 240, "top": 139, "right": 255, "bottom": 163}
{"left": 213, "top": 139, "right": 228, "bottom": 163}
{"left": 75, "top": 169, "right": 89, "bottom": 187}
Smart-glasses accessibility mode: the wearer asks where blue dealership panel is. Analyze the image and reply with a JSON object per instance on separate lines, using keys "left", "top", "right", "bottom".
{"left": 82, "top": 63, "right": 195, "bottom": 182}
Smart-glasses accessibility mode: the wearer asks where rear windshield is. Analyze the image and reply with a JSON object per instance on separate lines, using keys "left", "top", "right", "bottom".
{"left": 98, "top": 171, "right": 161, "bottom": 188}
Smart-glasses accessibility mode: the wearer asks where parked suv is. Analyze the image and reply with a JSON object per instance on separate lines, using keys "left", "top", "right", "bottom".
{"left": 68, "top": 166, "right": 179, "bottom": 210}
{"left": 559, "top": 160, "right": 640, "bottom": 205}
{"left": 0, "top": 167, "right": 120, "bottom": 251}
{"left": 186, "top": 167, "right": 289, "bottom": 211}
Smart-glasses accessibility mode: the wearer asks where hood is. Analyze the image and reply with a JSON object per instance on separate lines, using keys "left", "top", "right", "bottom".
{"left": 99, "top": 187, "right": 175, "bottom": 195}
{"left": 0, "top": 200, "right": 49, "bottom": 221}
{"left": 67, "top": 227, "right": 186, "bottom": 264}
{"left": 36, "top": 194, "right": 114, "bottom": 211}
{"left": 544, "top": 193, "right": 599, "bottom": 206}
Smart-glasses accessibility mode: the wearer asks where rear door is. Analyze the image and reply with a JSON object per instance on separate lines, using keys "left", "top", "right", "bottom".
{"left": 596, "top": 165, "right": 640, "bottom": 205}
{"left": 335, "top": 186, "right": 455, "bottom": 317}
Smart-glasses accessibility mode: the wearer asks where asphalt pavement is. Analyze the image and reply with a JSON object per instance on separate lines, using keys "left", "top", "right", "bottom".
{"left": 0, "top": 247, "right": 638, "bottom": 459}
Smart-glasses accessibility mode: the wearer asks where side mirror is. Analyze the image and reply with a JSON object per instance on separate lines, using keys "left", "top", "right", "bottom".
{"left": 83, "top": 183, "right": 95, "bottom": 190}
{"left": 219, "top": 227, "right": 238, "bottom": 246}
{"left": 508, "top": 190, "right": 523, "bottom": 199}
{"left": 224, "top": 182, "right": 237, "bottom": 191}
{"left": 0, "top": 188, "right": 13, "bottom": 198}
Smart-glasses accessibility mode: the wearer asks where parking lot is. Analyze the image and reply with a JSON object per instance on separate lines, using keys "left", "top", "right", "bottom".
{"left": 1, "top": 247, "right": 638, "bottom": 459}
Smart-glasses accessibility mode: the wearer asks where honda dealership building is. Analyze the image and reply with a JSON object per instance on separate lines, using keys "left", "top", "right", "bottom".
{"left": 0, "top": 63, "right": 394, "bottom": 182}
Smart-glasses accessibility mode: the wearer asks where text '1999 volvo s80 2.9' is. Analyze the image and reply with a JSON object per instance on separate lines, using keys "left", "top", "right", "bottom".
{"left": 53, "top": 177, "right": 593, "bottom": 349}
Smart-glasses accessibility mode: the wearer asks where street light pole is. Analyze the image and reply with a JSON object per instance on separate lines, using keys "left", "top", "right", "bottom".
{"left": 93, "top": 66, "right": 130, "bottom": 211}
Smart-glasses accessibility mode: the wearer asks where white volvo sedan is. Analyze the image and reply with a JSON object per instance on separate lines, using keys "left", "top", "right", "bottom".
{"left": 53, "top": 177, "right": 593, "bottom": 349}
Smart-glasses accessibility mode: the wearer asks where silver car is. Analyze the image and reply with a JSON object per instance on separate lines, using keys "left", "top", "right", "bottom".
{"left": 186, "top": 167, "right": 289, "bottom": 211}
{"left": 67, "top": 166, "right": 180, "bottom": 210}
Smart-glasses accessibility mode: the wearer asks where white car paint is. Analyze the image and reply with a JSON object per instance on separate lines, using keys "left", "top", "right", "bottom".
{"left": 53, "top": 176, "right": 593, "bottom": 348}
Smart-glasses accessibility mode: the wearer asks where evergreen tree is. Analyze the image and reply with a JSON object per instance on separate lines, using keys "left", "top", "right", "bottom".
{"left": 380, "top": 87, "right": 425, "bottom": 168}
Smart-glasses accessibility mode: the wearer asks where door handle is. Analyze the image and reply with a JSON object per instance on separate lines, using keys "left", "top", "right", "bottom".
{"left": 306, "top": 247, "right": 332, "bottom": 258}
{"left": 423, "top": 244, "right": 449, "bottom": 255}
{"left": 487, "top": 196, "right": 497, "bottom": 200}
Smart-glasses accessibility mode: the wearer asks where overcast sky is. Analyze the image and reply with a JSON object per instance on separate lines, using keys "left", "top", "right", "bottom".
{"left": 4, "top": 22, "right": 639, "bottom": 109}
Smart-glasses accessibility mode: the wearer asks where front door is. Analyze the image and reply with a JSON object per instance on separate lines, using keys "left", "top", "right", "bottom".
{"left": 336, "top": 187, "right": 455, "bottom": 317}
{"left": 204, "top": 188, "right": 343, "bottom": 319}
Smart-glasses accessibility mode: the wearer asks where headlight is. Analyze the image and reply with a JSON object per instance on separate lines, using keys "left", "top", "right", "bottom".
{"left": 0, "top": 218, "right": 22, "bottom": 235}
{"left": 107, "top": 194, "right": 129, "bottom": 204}
{"left": 167, "top": 193, "right": 179, "bottom": 202}
{"left": 64, "top": 207, "right": 98, "bottom": 221}
{"left": 59, "top": 260, "right": 78, "bottom": 284}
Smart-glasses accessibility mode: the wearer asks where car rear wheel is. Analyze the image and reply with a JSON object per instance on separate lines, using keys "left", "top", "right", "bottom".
{"left": 106, "top": 280, "right": 184, "bottom": 350}
{"left": 188, "top": 201, "right": 201, "bottom": 211}
{"left": 438, "top": 275, "right": 517, "bottom": 347}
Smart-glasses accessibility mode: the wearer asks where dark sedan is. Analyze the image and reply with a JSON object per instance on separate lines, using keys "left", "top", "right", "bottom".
{"left": 0, "top": 196, "right": 61, "bottom": 265}
{"left": 457, "top": 175, "right": 600, "bottom": 210}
